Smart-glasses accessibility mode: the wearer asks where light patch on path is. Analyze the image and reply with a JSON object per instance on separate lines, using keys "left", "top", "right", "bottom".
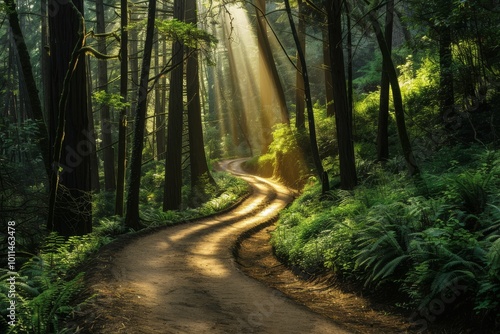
{"left": 79, "top": 159, "right": 351, "bottom": 333}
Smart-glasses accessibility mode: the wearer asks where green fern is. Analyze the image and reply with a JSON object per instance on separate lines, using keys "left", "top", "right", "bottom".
{"left": 454, "top": 172, "right": 491, "bottom": 214}
{"left": 355, "top": 202, "right": 418, "bottom": 286}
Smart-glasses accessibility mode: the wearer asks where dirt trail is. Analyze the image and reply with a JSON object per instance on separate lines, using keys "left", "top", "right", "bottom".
{"left": 76, "top": 159, "right": 351, "bottom": 333}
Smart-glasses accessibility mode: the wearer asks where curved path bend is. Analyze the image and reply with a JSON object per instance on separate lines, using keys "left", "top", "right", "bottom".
{"left": 79, "top": 159, "right": 350, "bottom": 333}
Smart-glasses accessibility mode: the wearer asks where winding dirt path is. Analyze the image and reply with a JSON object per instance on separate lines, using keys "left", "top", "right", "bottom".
{"left": 76, "top": 159, "right": 351, "bottom": 333}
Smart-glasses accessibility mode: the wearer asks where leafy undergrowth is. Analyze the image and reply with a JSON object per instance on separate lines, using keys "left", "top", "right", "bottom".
{"left": 271, "top": 144, "right": 500, "bottom": 333}
{"left": 0, "top": 171, "right": 249, "bottom": 334}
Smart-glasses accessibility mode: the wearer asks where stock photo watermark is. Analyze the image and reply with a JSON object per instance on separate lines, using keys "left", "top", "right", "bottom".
{"left": 6, "top": 220, "right": 17, "bottom": 327}
{"left": 236, "top": 290, "right": 287, "bottom": 333}
{"left": 407, "top": 278, "right": 468, "bottom": 333}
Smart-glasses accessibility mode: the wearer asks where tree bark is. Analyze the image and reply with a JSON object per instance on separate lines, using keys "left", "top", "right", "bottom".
{"left": 125, "top": 0, "right": 157, "bottom": 229}
{"left": 164, "top": 0, "right": 185, "bottom": 211}
{"left": 367, "top": 3, "right": 419, "bottom": 176}
{"left": 47, "top": 0, "right": 92, "bottom": 236}
{"left": 285, "top": 0, "right": 328, "bottom": 192}
{"left": 115, "top": 0, "right": 128, "bottom": 216}
{"left": 326, "top": 1, "right": 358, "bottom": 190}
{"left": 295, "top": 0, "right": 306, "bottom": 130}
{"left": 255, "top": 0, "right": 289, "bottom": 145}
{"left": 186, "top": 0, "right": 215, "bottom": 191}
{"left": 322, "top": 24, "right": 335, "bottom": 117}
{"left": 438, "top": 25, "right": 455, "bottom": 125}
{"left": 96, "top": 0, "right": 116, "bottom": 191}
{"left": 86, "top": 58, "right": 100, "bottom": 193}
{"left": 376, "top": 0, "right": 394, "bottom": 162}
{"left": 154, "top": 29, "right": 166, "bottom": 160}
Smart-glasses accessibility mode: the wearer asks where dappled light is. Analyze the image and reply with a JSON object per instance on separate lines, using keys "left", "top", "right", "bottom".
{"left": 2, "top": 0, "right": 499, "bottom": 332}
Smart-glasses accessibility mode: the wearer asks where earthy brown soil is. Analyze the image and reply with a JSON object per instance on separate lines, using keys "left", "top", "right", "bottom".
{"left": 235, "top": 224, "right": 414, "bottom": 334}
{"left": 67, "top": 159, "right": 418, "bottom": 333}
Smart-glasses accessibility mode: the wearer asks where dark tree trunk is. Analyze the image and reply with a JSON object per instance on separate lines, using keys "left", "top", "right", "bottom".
{"left": 96, "top": 0, "right": 116, "bottom": 191}
{"left": 124, "top": 0, "right": 157, "bottom": 229}
{"left": 367, "top": 6, "right": 419, "bottom": 176}
{"left": 164, "top": 0, "right": 185, "bottom": 211}
{"left": 255, "top": 0, "right": 289, "bottom": 143}
{"left": 86, "top": 58, "right": 100, "bottom": 193}
{"left": 47, "top": 0, "right": 92, "bottom": 236}
{"left": 322, "top": 24, "right": 335, "bottom": 117}
{"left": 346, "top": 1, "right": 354, "bottom": 121}
{"left": 154, "top": 30, "right": 166, "bottom": 160}
{"left": 326, "top": 1, "right": 357, "bottom": 190}
{"left": 41, "top": 0, "right": 50, "bottom": 124}
{"left": 186, "top": 0, "right": 215, "bottom": 191}
{"left": 115, "top": 0, "right": 128, "bottom": 216}
{"left": 295, "top": 0, "right": 306, "bottom": 130}
{"left": 4, "top": 0, "right": 50, "bottom": 177}
{"left": 376, "top": 0, "right": 394, "bottom": 162}
{"left": 439, "top": 25, "right": 455, "bottom": 124}
{"left": 285, "top": 0, "right": 328, "bottom": 192}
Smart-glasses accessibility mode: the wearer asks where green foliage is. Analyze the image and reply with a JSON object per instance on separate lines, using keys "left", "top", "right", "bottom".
{"left": 156, "top": 19, "right": 217, "bottom": 50}
{"left": 271, "top": 145, "right": 500, "bottom": 325}
{"left": 0, "top": 231, "right": 109, "bottom": 333}
{"left": 140, "top": 170, "right": 249, "bottom": 227}
{"left": 92, "top": 90, "right": 130, "bottom": 110}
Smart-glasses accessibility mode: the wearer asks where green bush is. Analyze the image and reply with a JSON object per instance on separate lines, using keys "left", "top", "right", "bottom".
{"left": 271, "top": 145, "right": 500, "bottom": 327}
{"left": 0, "top": 233, "right": 107, "bottom": 334}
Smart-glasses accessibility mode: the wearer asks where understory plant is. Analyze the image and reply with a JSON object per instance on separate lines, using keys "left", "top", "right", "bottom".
{"left": 271, "top": 145, "right": 500, "bottom": 328}
{"left": 0, "top": 233, "right": 107, "bottom": 333}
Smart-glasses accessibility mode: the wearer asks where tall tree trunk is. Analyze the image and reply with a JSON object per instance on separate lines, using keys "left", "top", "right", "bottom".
{"left": 326, "top": 1, "right": 357, "bottom": 190}
{"left": 346, "top": 1, "right": 354, "bottom": 121}
{"left": 86, "top": 58, "right": 100, "bottom": 192}
{"left": 164, "top": 0, "right": 185, "bottom": 211}
{"left": 285, "top": 0, "right": 328, "bottom": 192}
{"left": 186, "top": 0, "right": 215, "bottom": 191}
{"left": 322, "top": 24, "right": 335, "bottom": 117}
{"left": 154, "top": 29, "right": 166, "bottom": 160}
{"left": 367, "top": 3, "right": 419, "bottom": 176}
{"left": 439, "top": 25, "right": 455, "bottom": 125}
{"left": 295, "top": 0, "right": 306, "bottom": 130}
{"left": 41, "top": 0, "right": 50, "bottom": 132}
{"left": 96, "top": 0, "right": 116, "bottom": 191}
{"left": 115, "top": 0, "right": 128, "bottom": 216}
{"left": 47, "top": 0, "right": 92, "bottom": 236}
{"left": 124, "top": 0, "right": 157, "bottom": 229}
{"left": 376, "top": 0, "right": 394, "bottom": 162}
{"left": 4, "top": 0, "right": 50, "bottom": 177}
{"left": 255, "top": 0, "right": 289, "bottom": 145}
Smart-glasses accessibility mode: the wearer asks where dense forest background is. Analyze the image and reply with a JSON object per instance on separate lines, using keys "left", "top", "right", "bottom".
{"left": 1, "top": 0, "right": 499, "bottom": 332}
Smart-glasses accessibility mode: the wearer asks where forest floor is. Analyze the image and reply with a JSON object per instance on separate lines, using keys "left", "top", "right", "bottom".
{"left": 68, "top": 159, "right": 415, "bottom": 333}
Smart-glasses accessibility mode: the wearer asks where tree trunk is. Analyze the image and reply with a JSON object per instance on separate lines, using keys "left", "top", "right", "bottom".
{"left": 124, "top": 0, "right": 157, "bottom": 229}
{"left": 86, "top": 57, "right": 100, "bottom": 193}
{"left": 164, "top": 0, "right": 185, "bottom": 211}
{"left": 285, "top": 0, "right": 328, "bottom": 192}
{"left": 186, "top": 0, "right": 215, "bottom": 192}
{"left": 376, "top": 0, "right": 394, "bottom": 162}
{"left": 96, "top": 0, "right": 116, "bottom": 191}
{"left": 295, "top": 0, "right": 306, "bottom": 130}
{"left": 47, "top": 0, "right": 92, "bottom": 236}
{"left": 438, "top": 25, "right": 455, "bottom": 125}
{"left": 115, "top": 0, "right": 128, "bottom": 216}
{"left": 255, "top": 0, "right": 289, "bottom": 145}
{"left": 322, "top": 24, "right": 335, "bottom": 117}
{"left": 367, "top": 4, "right": 419, "bottom": 176}
{"left": 154, "top": 29, "right": 166, "bottom": 160}
{"left": 4, "top": 0, "right": 51, "bottom": 177}
{"left": 346, "top": 1, "right": 354, "bottom": 121}
{"left": 326, "top": 1, "right": 357, "bottom": 190}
